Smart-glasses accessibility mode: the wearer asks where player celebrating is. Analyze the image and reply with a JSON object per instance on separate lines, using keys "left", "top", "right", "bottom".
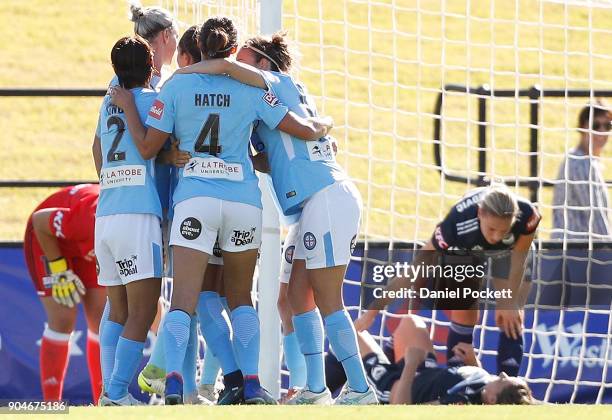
{"left": 174, "top": 31, "right": 377, "bottom": 405}
{"left": 135, "top": 25, "right": 220, "bottom": 404}
{"left": 24, "top": 184, "right": 102, "bottom": 403}
{"left": 95, "top": 36, "right": 165, "bottom": 406}
{"left": 94, "top": 4, "right": 179, "bottom": 403}
{"left": 361, "top": 183, "right": 540, "bottom": 377}
{"left": 110, "top": 16, "right": 332, "bottom": 405}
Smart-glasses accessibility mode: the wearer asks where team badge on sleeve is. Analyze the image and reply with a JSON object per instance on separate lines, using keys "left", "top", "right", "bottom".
{"left": 148, "top": 99, "right": 165, "bottom": 120}
{"left": 263, "top": 90, "right": 280, "bottom": 107}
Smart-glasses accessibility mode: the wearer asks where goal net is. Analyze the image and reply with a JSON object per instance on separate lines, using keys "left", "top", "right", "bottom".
{"left": 162, "top": 0, "right": 612, "bottom": 403}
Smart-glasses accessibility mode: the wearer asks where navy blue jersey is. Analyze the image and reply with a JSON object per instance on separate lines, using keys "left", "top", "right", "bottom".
{"left": 412, "top": 363, "right": 496, "bottom": 404}
{"left": 431, "top": 188, "right": 540, "bottom": 252}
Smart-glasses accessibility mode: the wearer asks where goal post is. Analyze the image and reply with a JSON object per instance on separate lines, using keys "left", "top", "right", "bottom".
{"left": 160, "top": 0, "right": 612, "bottom": 403}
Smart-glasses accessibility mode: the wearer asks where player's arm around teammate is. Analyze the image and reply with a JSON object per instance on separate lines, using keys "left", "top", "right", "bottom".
{"left": 96, "top": 37, "right": 167, "bottom": 406}
{"left": 92, "top": 4, "right": 177, "bottom": 178}
{"left": 112, "top": 17, "right": 331, "bottom": 406}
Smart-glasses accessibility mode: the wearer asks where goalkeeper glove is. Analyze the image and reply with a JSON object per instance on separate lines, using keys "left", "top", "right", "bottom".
{"left": 48, "top": 257, "right": 86, "bottom": 308}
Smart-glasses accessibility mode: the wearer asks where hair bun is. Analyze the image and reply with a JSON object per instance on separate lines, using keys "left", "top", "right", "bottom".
{"left": 129, "top": 3, "right": 145, "bottom": 22}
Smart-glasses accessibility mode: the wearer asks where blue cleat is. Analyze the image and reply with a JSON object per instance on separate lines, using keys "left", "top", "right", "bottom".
{"left": 244, "top": 378, "right": 278, "bottom": 405}
{"left": 164, "top": 372, "right": 183, "bottom": 405}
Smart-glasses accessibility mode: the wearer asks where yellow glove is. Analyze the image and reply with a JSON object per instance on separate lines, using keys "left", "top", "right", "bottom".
{"left": 48, "top": 258, "right": 86, "bottom": 308}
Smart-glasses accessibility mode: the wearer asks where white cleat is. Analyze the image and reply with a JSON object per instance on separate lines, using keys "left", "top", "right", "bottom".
{"left": 334, "top": 386, "right": 379, "bottom": 405}
{"left": 184, "top": 391, "right": 214, "bottom": 405}
{"left": 285, "top": 387, "right": 333, "bottom": 405}
{"left": 198, "top": 383, "right": 218, "bottom": 403}
{"left": 99, "top": 393, "right": 144, "bottom": 406}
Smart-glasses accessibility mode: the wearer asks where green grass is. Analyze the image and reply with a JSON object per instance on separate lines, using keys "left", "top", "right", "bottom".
{"left": 3, "top": 405, "right": 609, "bottom": 420}
{"left": 0, "top": 0, "right": 611, "bottom": 240}
{"left": 1, "top": 405, "right": 608, "bottom": 420}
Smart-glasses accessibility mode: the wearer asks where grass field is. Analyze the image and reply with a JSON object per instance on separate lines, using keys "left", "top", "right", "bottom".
{"left": 2, "top": 404, "right": 610, "bottom": 420}
{"left": 0, "top": 0, "right": 611, "bottom": 240}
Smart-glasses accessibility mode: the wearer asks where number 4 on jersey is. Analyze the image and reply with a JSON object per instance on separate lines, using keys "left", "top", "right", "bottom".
{"left": 194, "top": 113, "right": 222, "bottom": 156}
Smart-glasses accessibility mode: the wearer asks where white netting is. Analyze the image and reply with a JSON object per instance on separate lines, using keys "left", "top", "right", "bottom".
{"left": 283, "top": 0, "right": 612, "bottom": 404}
{"left": 159, "top": 0, "right": 612, "bottom": 403}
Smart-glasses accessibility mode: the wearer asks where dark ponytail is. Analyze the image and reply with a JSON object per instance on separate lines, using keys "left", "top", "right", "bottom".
{"left": 199, "top": 17, "right": 237, "bottom": 59}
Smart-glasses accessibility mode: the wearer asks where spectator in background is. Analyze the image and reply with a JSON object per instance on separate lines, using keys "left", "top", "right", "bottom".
{"left": 552, "top": 99, "right": 612, "bottom": 240}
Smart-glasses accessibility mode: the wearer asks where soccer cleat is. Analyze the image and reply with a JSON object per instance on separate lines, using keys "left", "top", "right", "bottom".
{"left": 217, "top": 386, "right": 244, "bottom": 405}
{"left": 285, "top": 387, "right": 333, "bottom": 405}
{"left": 198, "top": 383, "right": 218, "bottom": 403}
{"left": 279, "top": 387, "right": 301, "bottom": 404}
{"left": 244, "top": 380, "right": 278, "bottom": 405}
{"left": 138, "top": 364, "right": 166, "bottom": 396}
{"left": 164, "top": 372, "right": 184, "bottom": 405}
{"left": 334, "top": 385, "right": 379, "bottom": 405}
{"left": 184, "top": 391, "right": 214, "bottom": 405}
{"left": 99, "top": 392, "right": 143, "bottom": 406}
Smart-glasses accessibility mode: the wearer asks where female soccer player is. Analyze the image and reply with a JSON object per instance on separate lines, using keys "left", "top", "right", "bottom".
{"left": 174, "top": 31, "right": 377, "bottom": 405}
{"left": 334, "top": 315, "right": 535, "bottom": 404}
{"left": 94, "top": 4, "right": 178, "bottom": 403}
{"left": 95, "top": 36, "right": 166, "bottom": 406}
{"left": 360, "top": 183, "right": 540, "bottom": 377}
{"left": 136, "top": 25, "right": 221, "bottom": 405}
{"left": 25, "top": 184, "right": 102, "bottom": 403}
{"left": 110, "top": 17, "right": 332, "bottom": 405}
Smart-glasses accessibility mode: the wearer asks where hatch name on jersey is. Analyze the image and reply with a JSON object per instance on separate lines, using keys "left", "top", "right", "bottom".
{"left": 194, "top": 93, "right": 231, "bottom": 107}
{"left": 99, "top": 165, "right": 146, "bottom": 190}
{"left": 183, "top": 157, "right": 244, "bottom": 181}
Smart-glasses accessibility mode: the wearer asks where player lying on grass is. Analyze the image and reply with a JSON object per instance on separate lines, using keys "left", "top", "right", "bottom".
{"left": 327, "top": 314, "right": 535, "bottom": 404}
{"left": 25, "top": 184, "right": 102, "bottom": 403}
{"left": 360, "top": 183, "right": 540, "bottom": 377}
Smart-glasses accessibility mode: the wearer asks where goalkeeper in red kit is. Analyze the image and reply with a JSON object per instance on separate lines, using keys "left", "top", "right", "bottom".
{"left": 24, "top": 184, "right": 104, "bottom": 402}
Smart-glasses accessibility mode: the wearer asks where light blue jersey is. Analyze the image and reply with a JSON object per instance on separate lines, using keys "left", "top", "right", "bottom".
{"left": 145, "top": 73, "right": 289, "bottom": 209}
{"left": 96, "top": 87, "right": 162, "bottom": 218}
{"left": 250, "top": 133, "right": 300, "bottom": 226}
{"left": 254, "top": 71, "right": 347, "bottom": 216}
{"left": 96, "top": 74, "right": 172, "bottom": 214}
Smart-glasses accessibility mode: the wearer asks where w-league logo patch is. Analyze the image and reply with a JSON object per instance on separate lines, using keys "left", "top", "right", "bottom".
{"left": 148, "top": 99, "right": 165, "bottom": 120}
{"left": 303, "top": 232, "right": 317, "bottom": 250}
{"left": 263, "top": 90, "right": 280, "bottom": 107}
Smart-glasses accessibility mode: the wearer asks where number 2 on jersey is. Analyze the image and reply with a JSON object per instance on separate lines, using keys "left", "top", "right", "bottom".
{"left": 194, "top": 113, "right": 222, "bottom": 156}
{"left": 106, "top": 116, "right": 126, "bottom": 162}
